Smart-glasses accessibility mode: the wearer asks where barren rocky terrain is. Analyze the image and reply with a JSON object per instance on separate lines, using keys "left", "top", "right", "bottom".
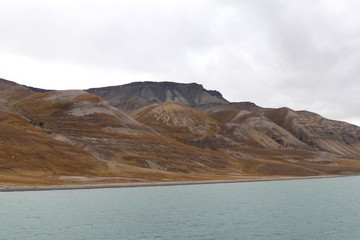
{"left": 1, "top": 78, "right": 360, "bottom": 185}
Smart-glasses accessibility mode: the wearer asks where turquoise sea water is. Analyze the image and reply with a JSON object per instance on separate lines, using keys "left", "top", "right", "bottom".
{"left": 1, "top": 176, "right": 360, "bottom": 240}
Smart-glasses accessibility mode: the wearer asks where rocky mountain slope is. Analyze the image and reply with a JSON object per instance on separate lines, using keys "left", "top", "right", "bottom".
{"left": 133, "top": 102, "right": 220, "bottom": 143}
{"left": 1, "top": 78, "right": 360, "bottom": 185}
{"left": 86, "top": 81, "right": 229, "bottom": 113}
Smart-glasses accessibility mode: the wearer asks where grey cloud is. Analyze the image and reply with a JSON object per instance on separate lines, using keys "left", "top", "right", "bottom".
{"left": 0, "top": 0, "right": 360, "bottom": 125}
{"left": 0, "top": 0, "right": 219, "bottom": 71}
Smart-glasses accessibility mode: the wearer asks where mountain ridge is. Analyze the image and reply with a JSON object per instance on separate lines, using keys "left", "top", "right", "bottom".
{"left": 86, "top": 81, "right": 230, "bottom": 113}
{"left": 1, "top": 78, "right": 360, "bottom": 185}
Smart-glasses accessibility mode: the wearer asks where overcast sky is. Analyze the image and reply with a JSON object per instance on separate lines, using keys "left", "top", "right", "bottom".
{"left": 1, "top": 0, "right": 360, "bottom": 125}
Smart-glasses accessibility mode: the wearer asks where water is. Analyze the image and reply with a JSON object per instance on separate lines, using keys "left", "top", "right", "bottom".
{"left": 1, "top": 177, "right": 360, "bottom": 240}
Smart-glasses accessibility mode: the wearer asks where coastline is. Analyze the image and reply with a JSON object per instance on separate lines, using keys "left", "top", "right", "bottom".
{"left": 0, "top": 175, "right": 347, "bottom": 192}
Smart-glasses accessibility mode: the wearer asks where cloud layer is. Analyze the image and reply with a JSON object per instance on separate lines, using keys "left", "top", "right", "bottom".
{"left": 1, "top": 0, "right": 360, "bottom": 125}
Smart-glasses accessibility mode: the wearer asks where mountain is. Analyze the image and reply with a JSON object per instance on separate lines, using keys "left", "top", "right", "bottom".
{"left": 209, "top": 110, "right": 308, "bottom": 149}
{"left": 1, "top": 78, "right": 360, "bottom": 185}
{"left": 86, "top": 81, "right": 229, "bottom": 113}
{"left": 10, "top": 89, "right": 250, "bottom": 181}
{"left": 264, "top": 108, "right": 360, "bottom": 156}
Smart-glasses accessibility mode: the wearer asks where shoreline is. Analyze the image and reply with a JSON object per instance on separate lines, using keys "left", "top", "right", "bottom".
{"left": 0, "top": 175, "right": 348, "bottom": 192}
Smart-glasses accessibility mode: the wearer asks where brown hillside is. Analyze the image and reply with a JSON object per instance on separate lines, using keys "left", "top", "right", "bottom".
{"left": 5, "top": 91, "right": 262, "bottom": 183}
{"left": 134, "top": 102, "right": 220, "bottom": 143}
{"left": 208, "top": 109, "right": 252, "bottom": 124}
{"left": 1, "top": 79, "right": 360, "bottom": 184}
{"left": 264, "top": 108, "right": 360, "bottom": 157}
{"left": 0, "top": 104, "right": 109, "bottom": 184}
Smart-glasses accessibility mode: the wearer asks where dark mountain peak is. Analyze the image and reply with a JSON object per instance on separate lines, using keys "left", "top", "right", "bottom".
{"left": 206, "top": 89, "right": 224, "bottom": 98}
{"left": 87, "top": 81, "right": 229, "bottom": 113}
{"left": 142, "top": 81, "right": 203, "bottom": 89}
{"left": 89, "top": 81, "right": 204, "bottom": 91}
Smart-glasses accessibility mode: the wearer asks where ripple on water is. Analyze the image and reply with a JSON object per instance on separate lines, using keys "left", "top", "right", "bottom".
{"left": 0, "top": 177, "right": 360, "bottom": 240}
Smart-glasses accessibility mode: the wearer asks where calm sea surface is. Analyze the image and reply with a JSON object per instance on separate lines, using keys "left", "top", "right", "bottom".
{"left": 1, "top": 176, "right": 360, "bottom": 240}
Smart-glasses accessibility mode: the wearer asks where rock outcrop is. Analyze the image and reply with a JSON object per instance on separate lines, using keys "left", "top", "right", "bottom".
{"left": 86, "top": 81, "right": 229, "bottom": 113}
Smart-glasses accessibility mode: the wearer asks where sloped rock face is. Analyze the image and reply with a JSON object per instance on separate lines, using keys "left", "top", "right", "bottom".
{"left": 264, "top": 108, "right": 360, "bottom": 157}
{"left": 222, "top": 113, "right": 307, "bottom": 149}
{"left": 134, "top": 102, "right": 220, "bottom": 143}
{"left": 0, "top": 78, "right": 32, "bottom": 94}
{"left": 0, "top": 78, "right": 34, "bottom": 104}
{"left": 87, "top": 81, "right": 229, "bottom": 113}
{"left": 135, "top": 102, "right": 218, "bottom": 128}
{"left": 209, "top": 107, "right": 360, "bottom": 158}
